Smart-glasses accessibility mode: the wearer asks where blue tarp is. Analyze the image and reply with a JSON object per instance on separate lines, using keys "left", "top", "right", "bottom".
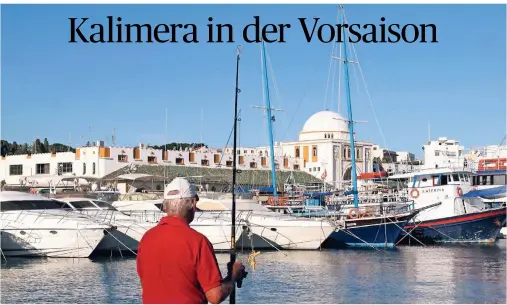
{"left": 343, "top": 190, "right": 358, "bottom": 196}
{"left": 460, "top": 185, "right": 507, "bottom": 199}
{"left": 235, "top": 186, "right": 275, "bottom": 193}
{"left": 303, "top": 192, "right": 333, "bottom": 197}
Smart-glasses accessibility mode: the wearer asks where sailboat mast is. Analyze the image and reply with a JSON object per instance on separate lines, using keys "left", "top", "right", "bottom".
{"left": 340, "top": 6, "right": 359, "bottom": 209}
{"left": 229, "top": 44, "right": 242, "bottom": 305}
{"left": 261, "top": 40, "right": 278, "bottom": 199}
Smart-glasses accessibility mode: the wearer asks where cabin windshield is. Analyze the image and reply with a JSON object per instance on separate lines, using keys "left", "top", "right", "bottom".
{"left": 68, "top": 200, "right": 97, "bottom": 209}
{"left": 92, "top": 200, "right": 117, "bottom": 210}
{"left": 0, "top": 200, "right": 67, "bottom": 211}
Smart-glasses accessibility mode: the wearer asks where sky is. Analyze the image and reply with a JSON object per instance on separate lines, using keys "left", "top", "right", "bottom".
{"left": 1, "top": 4, "right": 506, "bottom": 159}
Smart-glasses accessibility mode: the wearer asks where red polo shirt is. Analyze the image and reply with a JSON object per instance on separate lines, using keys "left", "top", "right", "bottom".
{"left": 136, "top": 216, "right": 223, "bottom": 304}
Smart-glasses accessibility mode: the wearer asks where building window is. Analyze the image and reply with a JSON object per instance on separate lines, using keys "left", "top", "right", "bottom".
{"left": 83, "top": 163, "right": 86, "bottom": 175}
{"left": 348, "top": 148, "right": 351, "bottom": 159}
{"left": 9, "top": 164, "right": 22, "bottom": 176}
{"left": 92, "top": 162, "right": 96, "bottom": 175}
{"left": 312, "top": 147, "right": 317, "bottom": 156}
{"left": 58, "top": 162, "right": 73, "bottom": 174}
{"left": 36, "top": 163, "right": 50, "bottom": 174}
{"left": 118, "top": 154, "right": 128, "bottom": 162}
{"left": 147, "top": 156, "right": 156, "bottom": 163}
{"left": 295, "top": 148, "right": 300, "bottom": 158}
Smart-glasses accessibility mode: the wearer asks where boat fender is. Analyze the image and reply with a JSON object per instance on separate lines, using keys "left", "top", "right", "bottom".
{"left": 456, "top": 187, "right": 463, "bottom": 197}
{"left": 410, "top": 189, "right": 420, "bottom": 199}
{"left": 348, "top": 208, "right": 360, "bottom": 219}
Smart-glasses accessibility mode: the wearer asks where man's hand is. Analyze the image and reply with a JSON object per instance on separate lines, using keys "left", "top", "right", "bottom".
{"left": 231, "top": 261, "right": 246, "bottom": 282}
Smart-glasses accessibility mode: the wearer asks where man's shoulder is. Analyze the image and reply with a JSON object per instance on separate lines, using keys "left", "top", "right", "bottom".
{"left": 140, "top": 222, "right": 212, "bottom": 245}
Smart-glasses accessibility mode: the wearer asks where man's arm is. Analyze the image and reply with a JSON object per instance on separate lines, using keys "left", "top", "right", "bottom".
{"left": 205, "top": 277, "right": 236, "bottom": 304}
{"left": 197, "top": 238, "right": 238, "bottom": 304}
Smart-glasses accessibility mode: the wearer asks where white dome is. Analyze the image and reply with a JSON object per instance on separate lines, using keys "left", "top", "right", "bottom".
{"left": 299, "top": 110, "right": 350, "bottom": 141}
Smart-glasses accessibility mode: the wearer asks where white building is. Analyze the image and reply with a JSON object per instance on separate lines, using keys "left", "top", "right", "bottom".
{"left": 422, "top": 137, "right": 465, "bottom": 169}
{"left": 256, "top": 110, "right": 375, "bottom": 188}
{"left": 396, "top": 151, "right": 416, "bottom": 163}
{"left": 0, "top": 110, "right": 375, "bottom": 189}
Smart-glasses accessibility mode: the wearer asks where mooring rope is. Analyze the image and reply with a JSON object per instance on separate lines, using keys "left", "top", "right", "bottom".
{"left": 104, "top": 228, "right": 137, "bottom": 256}
{"left": 0, "top": 248, "right": 7, "bottom": 263}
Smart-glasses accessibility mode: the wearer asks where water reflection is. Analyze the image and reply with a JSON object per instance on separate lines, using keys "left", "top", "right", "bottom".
{"left": 1, "top": 241, "right": 505, "bottom": 304}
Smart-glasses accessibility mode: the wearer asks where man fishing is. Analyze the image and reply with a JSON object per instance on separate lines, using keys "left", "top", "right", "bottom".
{"left": 136, "top": 177, "right": 246, "bottom": 304}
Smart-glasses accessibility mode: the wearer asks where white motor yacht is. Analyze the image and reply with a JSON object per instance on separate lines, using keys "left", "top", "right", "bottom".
{"left": 196, "top": 196, "right": 334, "bottom": 250}
{"left": 53, "top": 197, "right": 150, "bottom": 254}
{"left": 0, "top": 191, "right": 111, "bottom": 258}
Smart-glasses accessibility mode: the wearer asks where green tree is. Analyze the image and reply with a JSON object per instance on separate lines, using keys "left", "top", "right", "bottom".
{"left": 43, "top": 138, "right": 49, "bottom": 153}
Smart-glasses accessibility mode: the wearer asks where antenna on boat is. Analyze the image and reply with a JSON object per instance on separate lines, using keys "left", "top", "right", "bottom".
{"left": 229, "top": 44, "right": 243, "bottom": 305}
{"left": 428, "top": 121, "right": 431, "bottom": 144}
{"left": 200, "top": 107, "right": 204, "bottom": 147}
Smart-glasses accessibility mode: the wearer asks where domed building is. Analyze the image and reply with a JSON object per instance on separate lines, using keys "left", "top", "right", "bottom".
{"left": 269, "top": 110, "right": 375, "bottom": 188}
{"left": 299, "top": 110, "right": 352, "bottom": 142}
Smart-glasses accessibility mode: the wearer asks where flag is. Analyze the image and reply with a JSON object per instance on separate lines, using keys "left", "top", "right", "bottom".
{"left": 321, "top": 169, "right": 327, "bottom": 180}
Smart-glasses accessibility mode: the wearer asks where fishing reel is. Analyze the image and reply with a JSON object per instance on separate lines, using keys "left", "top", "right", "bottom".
{"left": 236, "top": 268, "right": 248, "bottom": 288}
{"left": 226, "top": 261, "right": 248, "bottom": 288}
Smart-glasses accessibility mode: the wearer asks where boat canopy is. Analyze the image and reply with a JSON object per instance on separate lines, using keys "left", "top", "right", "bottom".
{"left": 460, "top": 185, "right": 506, "bottom": 199}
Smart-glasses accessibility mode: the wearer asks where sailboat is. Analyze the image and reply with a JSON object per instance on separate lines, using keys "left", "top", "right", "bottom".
{"left": 319, "top": 6, "right": 439, "bottom": 249}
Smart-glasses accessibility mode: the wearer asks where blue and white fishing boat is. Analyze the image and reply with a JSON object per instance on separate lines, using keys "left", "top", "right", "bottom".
{"left": 390, "top": 167, "right": 506, "bottom": 244}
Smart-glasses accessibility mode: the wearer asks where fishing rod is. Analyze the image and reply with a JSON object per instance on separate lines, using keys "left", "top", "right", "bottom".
{"left": 229, "top": 44, "right": 245, "bottom": 304}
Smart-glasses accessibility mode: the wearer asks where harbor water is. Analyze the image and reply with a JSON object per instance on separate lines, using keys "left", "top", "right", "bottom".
{"left": 1, "top": 240, "right": 506, "bottom": 304}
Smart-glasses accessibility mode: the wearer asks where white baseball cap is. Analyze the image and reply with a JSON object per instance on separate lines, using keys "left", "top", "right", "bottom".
{"left": 164, "top": 177, "right": 198, "bottom": 200}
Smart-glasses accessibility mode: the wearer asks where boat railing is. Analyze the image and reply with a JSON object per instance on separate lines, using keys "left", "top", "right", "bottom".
{"left": 316, "top": 200, "right": 415, "bottom": 221}
{"left": 389, "top": 161, "right": 477, "bottom": 176}
{"left": 0, "top": 208, "right": 104, "bottom": 227}
{"left": 118, "top": 192, "right": 164, "bottom": 201}
{"left": 114, "top": 209, "right": 254, "bottom": 224}
{"left": 326, "top": 191, "right": 411, "bottom": 206}
{"left": 118, "top": 210, "right": 165, "bottom": 223}
{"left": 74, "top": 209, "right": 122, "bottom": 225}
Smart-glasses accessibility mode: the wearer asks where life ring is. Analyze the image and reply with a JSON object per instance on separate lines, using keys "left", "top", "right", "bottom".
{"left": 456, "top": 187, "right": 463, "bottom": 197}
{"left": 410, "top": 189, "right": 420, "bottom": 199}
{"left": 348, "top": 208, "right": 360, "bottom": 219}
